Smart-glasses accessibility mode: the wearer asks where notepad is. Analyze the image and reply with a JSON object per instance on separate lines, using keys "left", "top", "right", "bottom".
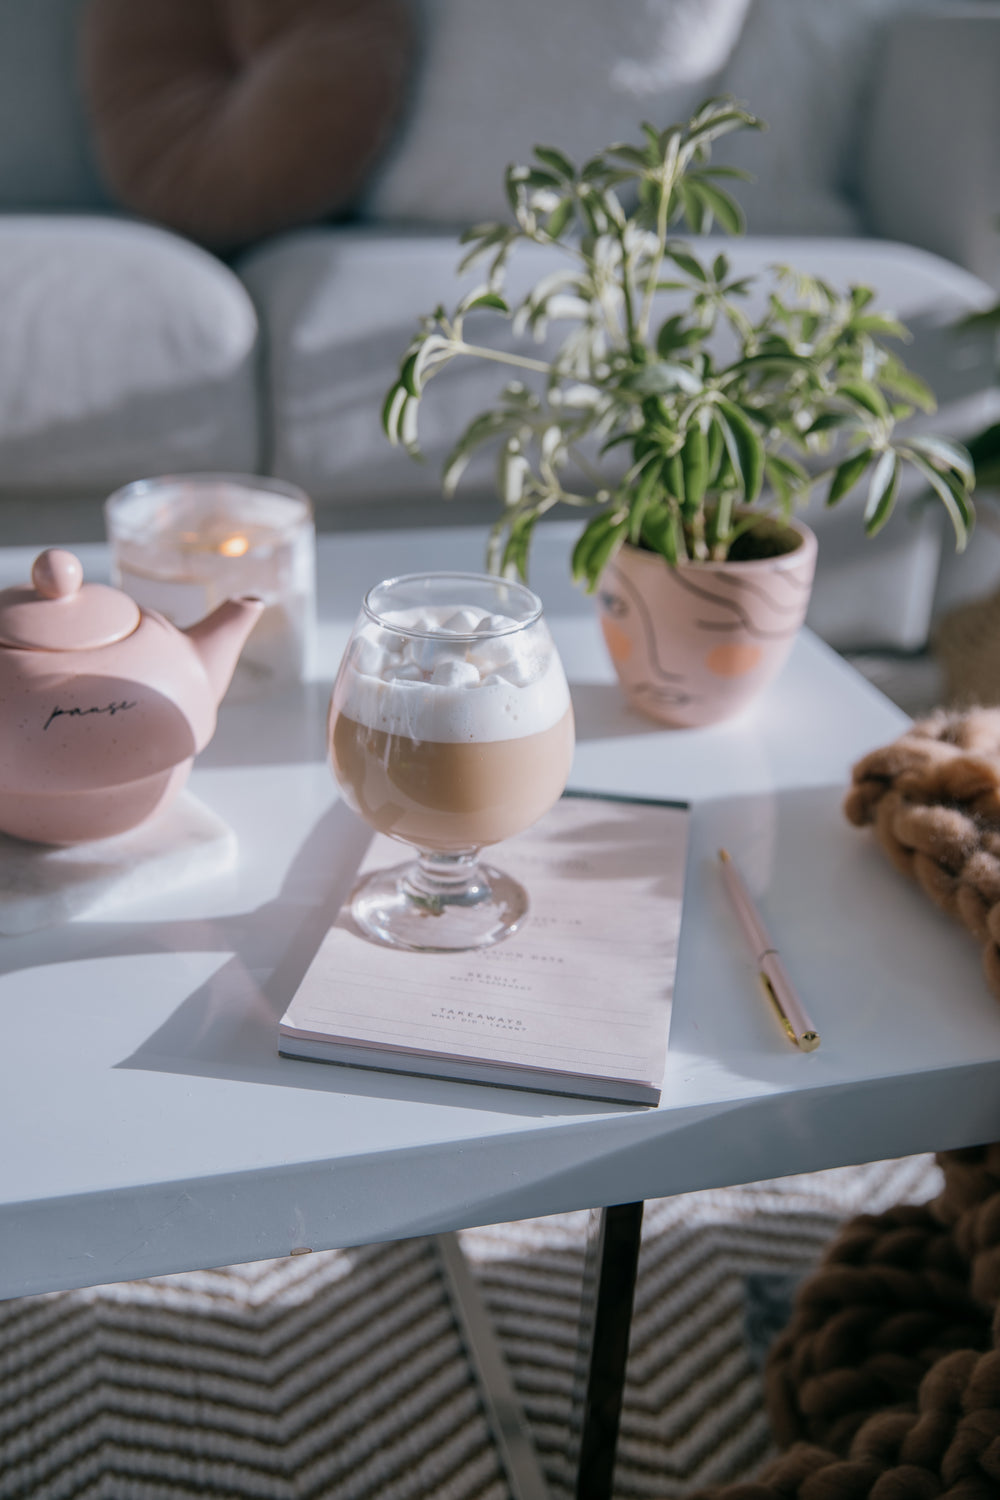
{"left": 278, "top": 792, "right": 689, "bottom": 1104}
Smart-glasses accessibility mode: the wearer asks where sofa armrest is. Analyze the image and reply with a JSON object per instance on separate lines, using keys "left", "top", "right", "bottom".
{"left": 861, "top": 5, "right": 1000, "bottom": 291}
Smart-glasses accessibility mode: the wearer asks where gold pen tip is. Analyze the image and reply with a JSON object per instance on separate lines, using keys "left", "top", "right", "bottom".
{"left": 718, "top": 848, "right": 731, "bottom": 863}
{"left": 799, "top": 1032, "right": 820, "bottom": 1052}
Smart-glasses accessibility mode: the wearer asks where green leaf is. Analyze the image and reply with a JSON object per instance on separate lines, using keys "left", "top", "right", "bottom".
{"left": 851, "top": 312, "right": 909, "bottom": 340}
{"left": 807, "top": 412, "right": 856, "bottom": 435}
{"left": 838, "top": 379, "right": 890, "bottom": 420}
{"left": 571, "top": 512, "right": 628, "bottom": 591}
{"left": 664, "top": 245, "right": 709, "bottom": 282}
{"left": 545, "top": 197, "right": 575, "bottom": 240}
{"left": 600, "top": 431, "right": 637, "bottom": 455}
{"left": 604, "top": 143, "right": 650, "bottom": 169}
{"left": 685, "top": 107, "right": 763, "bottom": 149}
{"left": 533, "top": 145, "right": 577, "bottom": 179}
{"left": 698, "top": 165, "right": 753, "bottom": 181}
{"left": 520, "top": 166, "right": 564, "bottom": 190}
{"left": 686, "top": 177, "right": 745, "bottom": 235}
{"left": 905, "top": 451, "right": 974, "bottom": 549}
{"left": 627, "top": 362, "right": 703, "bottom": 396}
{"left": 399, "top": 351, "right": 420, "bottom": 398}
{"left": 827, "top": 448, "right": 873, "bottom": 506}
{"left": 678, "top": 181, "right": 708, "bottom": 234}
{"left": 707, "top": 419, "right": 725, "bottom": 482}
{"left": 863, "top": 450, "right": 901, "bottom": 536}
{"left": 664, "top": 451, "right": 685, "bottom": 504}
{"left": 640, "top": 500, "right": 682, "bottom": 566}
{"left": 641, "top": 122, "right": 662, "bottom": 156}
{"left": 441, "top": 410, "right": 511, "bottom": 496}
{"left": 958, "top": 303, "right": 1000, "bottom": 332}
{"left": 459, "top": 291, "right": 510, "bottom": 314}
{"left": 501, "top": 511, "right": 538, "bottom": 582}
{"left": 504, "top": 165, "right": 525, "bottom": 214}
{"left": 967, "top": 422, "right": 1000, "bottom": 466}
{"left": 656, "top": 314, "right": 698, "bottom": 356}
{"left": 716, "top": 399, "right": 765, "bottom": 502}
{"left": 764, "top": 453, "right": 810, "bottom": 510}
{"left": 905, "top": 434, "right": 976, "bottom": 487}
{"left": 681, "top": 424, "right": 708, "bottom": 513}
{"left": 876, "top": 358, "right": 936, "bottom": 413}
{"left": 725, "top": 352, "right": 811, "bottom": 379}
{"left": 457, "top": 226, "right": 511, "bottom": 274}
{"left": 627, "top": 460, "right": 665, "bottom": 544}
{"left": 381, "top": 382, "right": 408, "bottom": 444}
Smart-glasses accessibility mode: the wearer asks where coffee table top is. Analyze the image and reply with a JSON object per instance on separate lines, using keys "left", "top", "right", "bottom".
{"left": 2, "top": 522, "right": 998, "bottom": 1299}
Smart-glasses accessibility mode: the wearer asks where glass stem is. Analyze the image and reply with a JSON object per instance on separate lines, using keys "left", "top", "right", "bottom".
{"left": 403, "top": 849, "right": 490, "bottom": 913}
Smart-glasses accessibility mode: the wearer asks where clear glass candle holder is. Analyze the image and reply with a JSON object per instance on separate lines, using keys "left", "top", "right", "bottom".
{"left": 104, "top": 474, "right": 316, "bottom": 699}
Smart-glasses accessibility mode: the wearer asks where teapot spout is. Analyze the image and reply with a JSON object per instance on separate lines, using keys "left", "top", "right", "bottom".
{"left": 184, "top": 596, "right": 265, "bottom": 704}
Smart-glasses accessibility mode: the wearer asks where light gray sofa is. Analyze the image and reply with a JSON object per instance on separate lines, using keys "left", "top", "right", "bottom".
{"left": 1, "top": 0, "right": 998, "bottom": 657}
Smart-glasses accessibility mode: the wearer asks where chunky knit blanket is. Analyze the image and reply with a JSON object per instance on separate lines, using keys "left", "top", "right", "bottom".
{"left": 844, "top": 708, "right": 1000, "bottom": 1001}
{"left": 692, "top": 1145, "right": 1000, "bottom": 1499}
{"left": 692, "top": 710, "right": 1000, "bottom": 1498}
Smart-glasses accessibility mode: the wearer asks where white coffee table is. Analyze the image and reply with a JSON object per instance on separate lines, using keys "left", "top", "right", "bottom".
{"left": 2, "top": 522, "right": 998, "bottom": 1497}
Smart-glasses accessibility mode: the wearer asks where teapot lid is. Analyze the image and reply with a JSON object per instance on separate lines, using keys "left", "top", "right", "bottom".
{"left": 0, "top": 549, "right": 140, "bottom": 650}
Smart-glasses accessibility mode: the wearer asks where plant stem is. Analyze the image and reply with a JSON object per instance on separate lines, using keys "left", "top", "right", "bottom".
{"left": 450, "top": 341, "right": 554, "bottom": 375}
{"left": 637, "top": 160, "right": 675, "bottom": 340}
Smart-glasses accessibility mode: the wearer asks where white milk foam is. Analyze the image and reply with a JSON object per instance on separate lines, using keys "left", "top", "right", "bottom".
{"left": 334, "top": 605, "right": 571, "bottom": 743}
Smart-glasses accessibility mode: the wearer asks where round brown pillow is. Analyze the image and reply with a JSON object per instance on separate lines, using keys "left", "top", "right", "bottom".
{"left": 80, "top": 0, "right": 414, "bottom": 252}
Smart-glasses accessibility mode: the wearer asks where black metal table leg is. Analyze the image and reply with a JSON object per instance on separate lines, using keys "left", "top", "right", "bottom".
{"left": 571, "top": 1201, "right": 645, "bottom": 1500}
{"left": 434, "top": 1200, "right": 644, "bottom": 1500}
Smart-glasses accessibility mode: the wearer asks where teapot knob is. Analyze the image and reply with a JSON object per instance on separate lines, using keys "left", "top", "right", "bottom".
{"left": 32, "top": 549, "right": 83, "bottom": 600}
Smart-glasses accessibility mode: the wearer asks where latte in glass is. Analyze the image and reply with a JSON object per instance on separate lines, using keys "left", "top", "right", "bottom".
{"left": 329, "top": 602, "right": 574, "bottom": 852}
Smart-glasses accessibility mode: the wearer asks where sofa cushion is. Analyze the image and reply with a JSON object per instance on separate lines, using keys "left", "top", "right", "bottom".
{"left": 0, "top": 0, "right": 107, "bottom": 211}
{"left": 709, "top": 0, "right": 938, "bottom": 237}
{"left": 81, "top": 0, "right": 413, "bottom": 253}
{"left": 0, "top": 216, "right": 259, "bottom": 490}
{"left": 365, "top": 0, "right": 752, "bottom": 226}
{"left": 239, "top": 228, "right": 998, "bottom": 651}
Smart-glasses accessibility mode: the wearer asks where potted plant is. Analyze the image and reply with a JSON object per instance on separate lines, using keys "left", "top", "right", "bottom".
{"left": 382, "top": 98, "right": 976, "bottom": 726}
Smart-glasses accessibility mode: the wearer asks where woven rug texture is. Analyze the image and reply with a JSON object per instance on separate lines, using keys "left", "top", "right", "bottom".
{"left": 0, "top": 1154, "right": 942, "bottom": 1500}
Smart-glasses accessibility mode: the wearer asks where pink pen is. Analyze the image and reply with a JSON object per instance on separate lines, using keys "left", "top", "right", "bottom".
{"left": 718, "top": 849, "right": 820, "bottom": 1052}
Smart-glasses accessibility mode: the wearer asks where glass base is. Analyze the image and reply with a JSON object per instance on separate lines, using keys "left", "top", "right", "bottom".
{"left": 349, "top": 852, "right": 528, "bottom": 952}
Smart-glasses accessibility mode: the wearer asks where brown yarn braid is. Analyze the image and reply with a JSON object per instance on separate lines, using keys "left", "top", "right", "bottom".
{"left": 844, "top": 708, "right": 1000, "bottom": 1000}
{"left": 686, "top": 720, "right": 1000, "bottom": 1497}
{"left": 690, "top": 1148, "right": 1000, "bottom": 1500}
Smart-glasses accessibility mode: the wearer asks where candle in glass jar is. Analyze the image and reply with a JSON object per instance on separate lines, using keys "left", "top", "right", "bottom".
{"left": 104, "top": 474, "right": 316, "bottom": 697}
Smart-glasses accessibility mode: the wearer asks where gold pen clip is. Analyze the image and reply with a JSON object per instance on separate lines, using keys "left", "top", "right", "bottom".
{"left": 759, "top": 972, "right": 820, "bottom": 1052}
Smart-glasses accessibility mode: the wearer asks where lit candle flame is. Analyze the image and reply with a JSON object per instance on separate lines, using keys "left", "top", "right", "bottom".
{"left": 219, "top": 534, "right": 249, "bottom": 558}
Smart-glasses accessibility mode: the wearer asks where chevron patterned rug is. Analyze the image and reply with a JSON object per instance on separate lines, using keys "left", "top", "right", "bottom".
{"left": 1, "top": 1155, "right": 942, "bottom": 1500}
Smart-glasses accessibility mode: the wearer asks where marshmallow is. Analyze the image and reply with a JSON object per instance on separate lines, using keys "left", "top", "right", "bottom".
{"left": 334, "top": 603, "right": 570, "bottom": 742}
{"left": 407, "top": 634, "right": 467, "bottom": 672}
{"left": 430, "top": 658, "right": 481, "bottom": 688}
{"left": 384, "top": 662, "right": 423, "bottom": 683}
{"left": 441, "top": 607, "right": 487, "bottom": 634}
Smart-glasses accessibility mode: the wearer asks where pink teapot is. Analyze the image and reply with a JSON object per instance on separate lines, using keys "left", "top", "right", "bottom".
{"left": 0, "top": 549, "right": 264, "bottom": 845}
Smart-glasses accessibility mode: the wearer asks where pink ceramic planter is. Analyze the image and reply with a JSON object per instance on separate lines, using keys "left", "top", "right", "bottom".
{"left": 595, "top": 520, "right": 818, "bottom": 728}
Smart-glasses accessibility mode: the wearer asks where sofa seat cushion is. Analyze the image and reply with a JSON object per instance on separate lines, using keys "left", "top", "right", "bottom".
{"left": 0, "top": 216, "right": 259, "bottom": 491}
{"left": 81, "top": 0, "right": 413, "bottom": 253}
{"left": 240, "top": 229, "right": 998, "bottom": 652}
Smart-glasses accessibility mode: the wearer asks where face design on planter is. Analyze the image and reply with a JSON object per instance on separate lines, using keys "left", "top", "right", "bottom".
{"left": 598, "top": 553, "right": 813, "bottom": 725}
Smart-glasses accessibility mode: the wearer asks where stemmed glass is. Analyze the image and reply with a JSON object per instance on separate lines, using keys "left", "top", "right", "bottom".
{"left": 328, "top": 572, "right": 575, "bottom": 951}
